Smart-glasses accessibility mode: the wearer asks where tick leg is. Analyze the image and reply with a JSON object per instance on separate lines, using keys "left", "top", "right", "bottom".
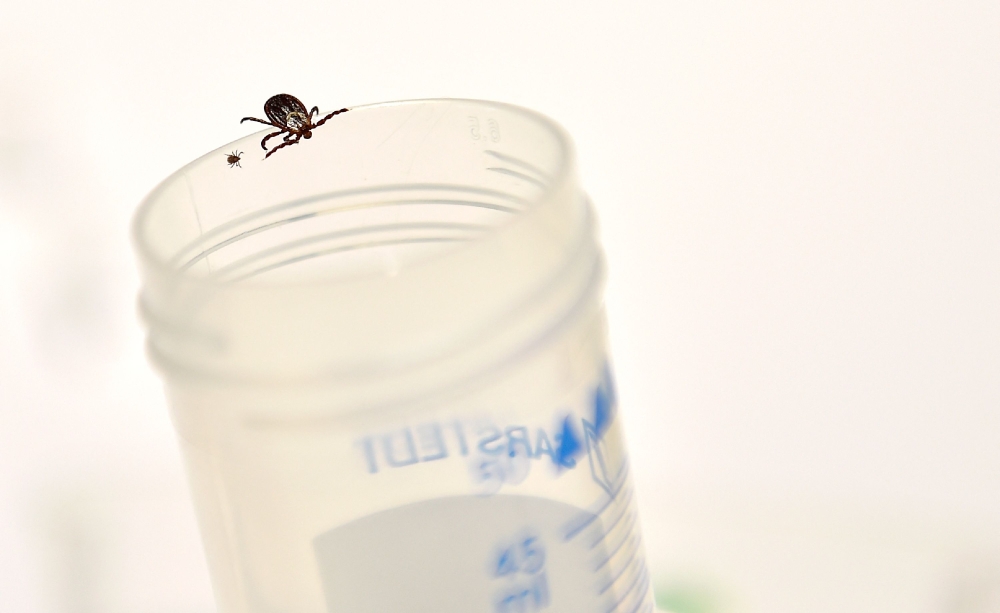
{"left": 260, "top": 130, "right": 285, "bottom": 151}
{"left": 264, "top": 134, "right": 302, "bottom": 159}
{"left": 241, "top": 116, "right": 274, "bottom": 126}
{"left": 310, "top": 106, "right": 319, "bottom": 119}
{"left": 313, "top": 108, "right": 349, "bottom": 128}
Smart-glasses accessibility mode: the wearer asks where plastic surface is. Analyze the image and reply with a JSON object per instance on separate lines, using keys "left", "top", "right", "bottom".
{"left": 133, "top": 99, "right": 654, "bottom": 613}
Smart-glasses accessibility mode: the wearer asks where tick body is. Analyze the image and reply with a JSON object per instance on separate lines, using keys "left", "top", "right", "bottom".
{"left": 226, "top": 151, "right": 243, "bottom": 168}
{"left": 240, "top": 94, "right": 349, "bottom": 159}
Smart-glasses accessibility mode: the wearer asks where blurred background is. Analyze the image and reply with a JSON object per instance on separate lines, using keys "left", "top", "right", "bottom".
{"left": 1, "top": 1, "right": 998, "bottom": 612}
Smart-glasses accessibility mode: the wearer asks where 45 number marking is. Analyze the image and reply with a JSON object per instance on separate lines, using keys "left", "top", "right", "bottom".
{"left": 491, "top": 531, "right": 550, "bottom": 613}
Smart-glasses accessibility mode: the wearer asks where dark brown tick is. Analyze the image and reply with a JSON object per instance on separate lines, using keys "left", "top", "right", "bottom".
{"left": 226, "top": 150, "right": 243, "bottom": 168}
{"left": 240, "top": 94, "right": 349, "bottom": 159}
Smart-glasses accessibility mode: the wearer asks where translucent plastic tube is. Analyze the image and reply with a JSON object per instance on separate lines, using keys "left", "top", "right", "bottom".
{"left": 132, "top": 99, "right": 655, "bottom": 613}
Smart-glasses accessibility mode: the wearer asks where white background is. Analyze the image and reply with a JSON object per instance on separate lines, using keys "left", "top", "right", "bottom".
{"left": 1, "top": 1, "right": 998, "bottom": 612}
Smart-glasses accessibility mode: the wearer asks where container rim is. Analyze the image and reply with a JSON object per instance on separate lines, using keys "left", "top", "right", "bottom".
{"left": 130, "top": 97, "right": 575, "bottom": 289}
